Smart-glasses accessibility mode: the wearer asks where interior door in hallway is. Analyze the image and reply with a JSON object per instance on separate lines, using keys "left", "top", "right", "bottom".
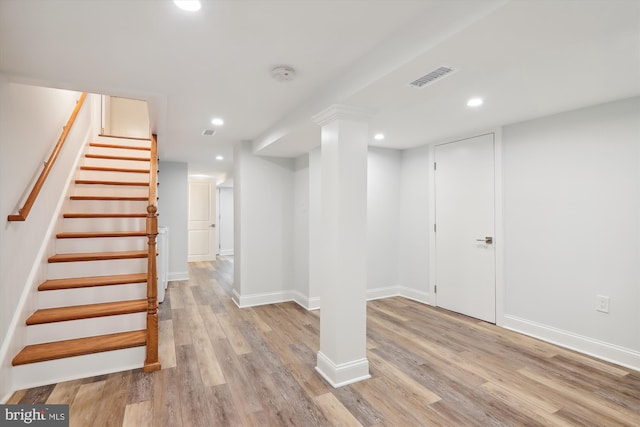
{"left": 188, "top": 180, "right": 218, "bottom": 262}
{"left": 435, "top": 133, "right": 495, "bottom": 323}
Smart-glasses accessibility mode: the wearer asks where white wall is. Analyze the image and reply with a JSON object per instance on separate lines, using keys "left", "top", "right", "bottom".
{"left": 293, "top": 154, "right": 310, "bottom": 301}
{"left": 367, "top": 147, "right": 401, "bottom": 297}
{"left": 0, "top": 80, "right": 91, "bottom": 400}
{"left": 398, "top": 144, "right": 431, "bottom": 303}
{"left": 307, "top": 148, "right": 322, "bottom": 309}
{"left": 158, "top": 161, "right": 189, "bottom": 281}
{"left": 233, "top": 141, "right": 294, "bottom": 306}
{"left": 107, "top": 96, "right": 149, "bottom": 139}
{"left": 218, "top": 186, "right": 234, "bottom": 256}
{"left": 502, "top": 97, "right": 640, "bottom": 365}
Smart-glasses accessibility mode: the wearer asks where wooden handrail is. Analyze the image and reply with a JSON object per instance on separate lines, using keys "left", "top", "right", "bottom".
{"left": 144, "top": 134, "right": 161, "bottom": 372}
{"left": 8, "top": 93, "right": 87, "bottom": 221}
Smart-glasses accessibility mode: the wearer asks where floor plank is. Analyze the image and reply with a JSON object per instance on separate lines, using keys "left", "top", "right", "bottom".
{"left": 8, "top": 257, "right": 640, "bottom": 427}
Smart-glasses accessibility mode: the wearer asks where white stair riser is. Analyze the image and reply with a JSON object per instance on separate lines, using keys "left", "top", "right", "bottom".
{"left": 56, "top": 237, "right": 147, "bottom": 253}
{"left": 77, "top": 169, "right": 150, "bottom": 183}
{"left": 72, "top": 184, "right": 149, "bottom": 197}
{"left": 93, "top": 136, "right": 151, "bottom": 148}
{"left": 38, "top": 282, "right": 147, "bottom": 309}
{"left": 83, "top": 157, "right": 150, "bottom": 169}
{"left": 67, "top": 199, "right": 148, "bottom": 213}
{"left": 47, "top": 258, "right": 148, "bottom": 279}
{"left": 87, "top": 146, "right": 151, "bottom": 159}
{"left": 26, "top": 312, "right": 147, "bottom": 344}
{"left": 62, "top": 217, "right": 146, "bottom": 232}
{"left": 12, "top": 347, "right": 145, "bottom": 391}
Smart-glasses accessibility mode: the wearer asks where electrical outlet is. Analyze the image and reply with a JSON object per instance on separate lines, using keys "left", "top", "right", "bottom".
{"left": 596, "top": 295, "right": 610, "bottom": 313}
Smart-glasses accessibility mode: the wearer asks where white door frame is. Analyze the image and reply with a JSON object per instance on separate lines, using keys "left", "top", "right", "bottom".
{"left": 428, "top": 128, "right": 504, "bottom": 326}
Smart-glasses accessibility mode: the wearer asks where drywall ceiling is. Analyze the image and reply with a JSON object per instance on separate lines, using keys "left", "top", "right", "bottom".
{"left": 1, "top": 0, "right": 639, "bottom": 178}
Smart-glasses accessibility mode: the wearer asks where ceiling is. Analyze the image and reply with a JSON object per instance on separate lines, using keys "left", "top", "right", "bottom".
{"left": 1, "top": 0, "right": 639, "bottom": 183}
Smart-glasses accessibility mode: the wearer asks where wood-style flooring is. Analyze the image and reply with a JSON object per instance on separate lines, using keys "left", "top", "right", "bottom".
{"left": 8, "top": 257, "right": 640, "bottom": 426}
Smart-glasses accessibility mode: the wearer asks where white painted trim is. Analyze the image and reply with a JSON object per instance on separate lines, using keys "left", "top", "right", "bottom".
{"left": 168, "top": 272, "right": 189, "bottom": 282}
{"left": 366, "top": 286, "right": 399, "bottom": 301}
{"left": 233, "top": 290, "right": 293, "bottom": 308}
{"left": 398, "top": 286, "right": 430, "bottom": 305}
{"left": 219, "top": 249, "right": 234, "bottom": 256}
{"left": 493, "top": 127, "right": 505, "bottom": 327}
{"left": 292, "top": 291, "right": 320, "bottom": 311}
{"left": 232, "top": 289, "right": 241, "bottom": 308}
{"left": 315, "top": 351, "right": 371, "bottom": 388}
{"left": 427, "top": 144, "right": 436, "bottom": 307}
{"left": 0, "top": 119, "right": 92, "bottom": 400}
{"left": 503, "top": 315, "right": 640, "bottom": 371}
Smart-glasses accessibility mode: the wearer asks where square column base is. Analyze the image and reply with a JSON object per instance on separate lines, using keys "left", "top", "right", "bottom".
{"left": 315, "top": 351, "right": 371, "bottom": 388}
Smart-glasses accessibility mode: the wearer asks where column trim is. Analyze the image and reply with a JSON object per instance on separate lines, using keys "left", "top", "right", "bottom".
{"left": 315, "top": 351, "right": 371, "bottom": 388}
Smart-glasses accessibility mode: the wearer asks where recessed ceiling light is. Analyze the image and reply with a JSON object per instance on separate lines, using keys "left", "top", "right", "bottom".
{"left": 215, "top": 155, "right": 224, "bottom": 161}
{"left": 174, "top": 0, "right": 201, "bottom": 12}
{"left": 374, "top": 133, "right": 385, "bottom": 141}
{"left": 467, "top": 97, "right": 483, "bottom": 107}
{"left": 211, "top": 118, "right": 224, "bottom": 126}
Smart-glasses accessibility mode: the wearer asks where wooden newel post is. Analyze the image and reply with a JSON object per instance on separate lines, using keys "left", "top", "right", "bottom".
{"left": 144, "top": 204, "right": 161, "bottom": 372}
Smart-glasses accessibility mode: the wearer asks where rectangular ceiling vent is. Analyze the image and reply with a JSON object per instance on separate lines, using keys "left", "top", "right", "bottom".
{"left": 409, "top": 66, "right": 458, "bottom": 88}
{"left": 201, "top": 129, "right": 216, "bottom": 136}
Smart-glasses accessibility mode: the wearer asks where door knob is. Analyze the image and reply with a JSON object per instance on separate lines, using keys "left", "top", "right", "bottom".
{"left": 210, "top": 224, "right": 216, "bottom": 228}
{"left": 475, "top": 236, "right": 493, "bottom": 244}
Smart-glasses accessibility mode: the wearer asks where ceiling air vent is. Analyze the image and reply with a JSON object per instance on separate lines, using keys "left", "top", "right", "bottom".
{"left": 409, "top": 66, "right": 457, "bottom": 88}
{"left": 202, "top": 129, "right": 216, "bottom": 136}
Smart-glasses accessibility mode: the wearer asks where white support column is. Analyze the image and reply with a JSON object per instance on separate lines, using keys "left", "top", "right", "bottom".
{"left": 313, "top": 104, "right": 373, "bottom": 387}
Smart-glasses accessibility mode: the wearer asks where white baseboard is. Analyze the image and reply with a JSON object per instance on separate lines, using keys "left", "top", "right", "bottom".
{"left": 366, "top": 286, "right": 400, "bottom": 301}
{"left": 315, "top": 351, "right": 371, "bottom": 388}
{"left": 292, "top": 291, "right": 320, "bottom": 311}
{"left": 219, "top": 249, "right": 234, "bottom": 256}
{"left": 233, "top": 289, "right": 293, "bottom": 308}
{"left": 168, "top": 272, "right": 189, "bottom": 282}
{"left": 398, "top": 286, "right": 430, "bottom": 304}
{"left": 503, "top": 314, "right": 640, "bottom": 371}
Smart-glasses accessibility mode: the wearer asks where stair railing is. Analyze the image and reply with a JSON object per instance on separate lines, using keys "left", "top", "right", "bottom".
{"left": 144, "top": 133, "right": 161, "bottom": 372}
{"left": 8, "top": 93, "right": 87, "bottom": 221}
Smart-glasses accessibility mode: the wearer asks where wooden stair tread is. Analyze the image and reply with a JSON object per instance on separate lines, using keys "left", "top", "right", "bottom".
{"left": 89, "top": 142, "right": 151, "bottom": 151}
{"left": 38, "top": 273, "right": 148, "bottom": 291}
{"left": 12, "top": 330, "right": 146, "bottom": 365}
{"left": 26, "top": 300, "right": 148, "bottom": 325}
{"left": 70, "top": 196, "right": 148, "bottom": 201}
{"left": 63, "top": 212, "right": 147, "bottom": 218}
{"left": 56, "top": 231, "right": 147, "bottom": 239}
{"left": 81, "top": 165, "right": 150, "bottom": 173}
{"left": 75, "top": 179, "right": 149, "bottom": 186}
{"left": 85, "top": 153, "right": 150, "bottom": 162}
{"left": 49, "top": 250, "right": 148, "bottom": 263}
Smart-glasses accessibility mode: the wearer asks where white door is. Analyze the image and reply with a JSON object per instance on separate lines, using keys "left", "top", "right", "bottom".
{"left": 435, "top": 133, "right": 495, "bottom": 323}
{"left": 218, "top": 187, "right": 234, "bottom": 256}
{"left": 188, "top": 180, "right": 217, "bottom": 262}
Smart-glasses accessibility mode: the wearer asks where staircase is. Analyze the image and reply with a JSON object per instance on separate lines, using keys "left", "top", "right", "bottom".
{"left": 12, "top": 135, "right": 160, "bottom": 384}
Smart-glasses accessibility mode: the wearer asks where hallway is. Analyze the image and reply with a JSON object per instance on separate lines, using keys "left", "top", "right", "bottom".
{"left": 7, "top": 258, "right": 640, "bottom": 426}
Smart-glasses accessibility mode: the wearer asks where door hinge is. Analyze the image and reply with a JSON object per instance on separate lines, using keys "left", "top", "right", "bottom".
{"left": 434, "top": 224, "right": 436, "bottom": 232}
{"left": 434, "top": 285, "right": 437, "bottom": 294}
{"left": 434, "top": 162, "right": 437, "bottom": 170}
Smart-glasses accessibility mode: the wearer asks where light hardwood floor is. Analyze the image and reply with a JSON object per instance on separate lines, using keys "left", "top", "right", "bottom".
{"left": 8, "top": 258, "right": 640, "bottom": 426}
